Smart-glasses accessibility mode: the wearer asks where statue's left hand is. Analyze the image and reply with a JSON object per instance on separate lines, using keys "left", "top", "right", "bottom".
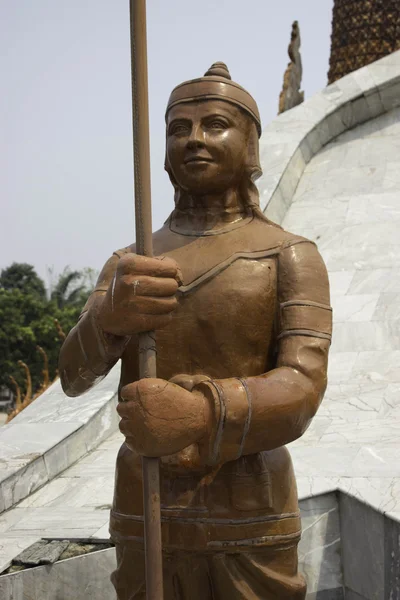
{"left": 117, "top": 379, "right": 211, "bottom": 457}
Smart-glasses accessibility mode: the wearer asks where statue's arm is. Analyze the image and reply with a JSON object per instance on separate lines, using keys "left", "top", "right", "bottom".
{"left": 59, "top": 253, "right": 129, "bottom": 397}
{"left": 194, "top": 241, "right": 332, "bottom": 464}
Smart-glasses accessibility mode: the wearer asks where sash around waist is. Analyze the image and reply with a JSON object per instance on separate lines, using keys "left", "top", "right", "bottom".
{"left": 109, "top": 509, "right": 302, "bottom": 552}
{"left": 113, "top": 447, "right": 299, "bottom": 526}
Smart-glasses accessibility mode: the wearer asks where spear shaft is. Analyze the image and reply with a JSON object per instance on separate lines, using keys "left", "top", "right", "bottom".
{"left": 129, "top": 1, "right": 163, "bottom": 598}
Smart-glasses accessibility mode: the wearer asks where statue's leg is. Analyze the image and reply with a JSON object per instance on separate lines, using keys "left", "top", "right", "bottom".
{"left": 110, "top": 543, "right": 146, "bottom": 600}
{"left": 110, "top": 543, "right": 214, "bottom": 600}
{"left": 111, "top": 540, "right": 306, "bottom": 599}
{"left": 209, "top": 542, "right": 307, "bottom": 600}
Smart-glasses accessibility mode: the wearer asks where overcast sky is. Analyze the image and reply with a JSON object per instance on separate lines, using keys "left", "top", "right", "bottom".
{"left": 1, "top": 0, "right": 334, "bottom": 283}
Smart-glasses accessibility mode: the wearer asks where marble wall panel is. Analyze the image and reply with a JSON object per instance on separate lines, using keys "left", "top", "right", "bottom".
{"left": 345, "top": 590, "right": 369, "bottom": 600}
{"left": 349, "top": 95, "right": 374, "bottom": 128}
{"left": 82, "top": 395, "right": 119, "bottom": 454}
{"left": 350, "top": 447, "right": 400, "bottom": 478}
{"left": 258, "top": 51, "right": 400, "bottom": 250}
{"left": 348, "top": 269, "right": 400, "bottom": 295}
{"left": 258, "top": 171, "right": 282, "bottom": 210}
{"left": 292, "top": 446, "right": 360, "bottom": 479}
{"left": 324, "top": 244, "right": 400, "bottom": 272}
{"left": 363, "top": 89, "right": 385, "bottom": 121}
{"left": 44, "top": 427, "right": 88, "bottom": 481}
{"left": 346, "top": 192, "right": 400, "bottom": 225}
{"left": 279, "top": 167, "right": 301, "bottom": 204}
{"left": 378, "top": 81, "right": 400, "bottom": 112}
{"left": 305, "top": 127, "right": 324, "bottom": 156}
{"left": 331, "top": 295, "right": 379, "bottom": 323}
{"left": 306, "top": 590, "right": 344, "bottom": 599}
{"left": 1, "top": 456, "right": 49, "bottom": 512}
{"left": 327, "top": 352, "right": 358, "bottom": 384}
{"left": 264, "top": 188, "right": 287, "bottom": 224}
{"left": 330, "top": 321, "right": 400, "bottom": 353}
{"left": 384, "top": 517, "right": 400, "bottom": 599}
{"left": 299, "top": 136, "right": 314, "bottom": 163}
{"left": 299, "top": 493, "right": 342, "bottom": 595}
{"left": 328, "top": 272, "right": 354, "bottom": 297}
{"left": 383, "top": 161, "right": 400, "bottom": 191}
{"left": 340, "top": 494, "right": 384, "bottom": 600}
{"left": 0, "top": 548, "right": 117, "bottom": 600}
{"left": 283, "top": 201, "right": 348, "bottom": 232}
{"left": 0, "top": 363, "right": 121, "bottom": 513}
{"left": 352, "top": 66, "right": 377, "bottom": 93}
{"left": 368, "top": 59, "right": 400, "bottom": 90}
{"left": 372, "top": 293, "right": 400, "bottom": 322}
{"left": 351, "top": 351, "right": 400, "bottom": 383}
{"left": 0, "top": 488, "right": 5, "bottom": 514}
{"left": 11, "top": 363, "right": 120, "bottom": 426}
{"left": 258, "top": 142, "right": 296, "bottom": 176}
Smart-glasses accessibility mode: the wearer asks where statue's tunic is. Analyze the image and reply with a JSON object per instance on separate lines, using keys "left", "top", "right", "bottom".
{"left": 60, "top": 216, "right": 332, "bottom": 599}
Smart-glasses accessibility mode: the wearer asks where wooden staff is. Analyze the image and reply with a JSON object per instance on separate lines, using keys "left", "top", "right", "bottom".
{"left": 129, "top": 1, "right": 164, "bottom": 598}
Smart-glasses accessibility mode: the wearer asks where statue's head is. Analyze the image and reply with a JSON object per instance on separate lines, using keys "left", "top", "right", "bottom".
{"left": 165, "top": 63, "right": 263, "bottom": 212}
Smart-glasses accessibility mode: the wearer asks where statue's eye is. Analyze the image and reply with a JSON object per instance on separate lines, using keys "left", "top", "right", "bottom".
{"left": 209, "top": 120, "right": 227, "bottom": 129}
{"left": 170, "top": 123, "right": 189, "bottom": 135}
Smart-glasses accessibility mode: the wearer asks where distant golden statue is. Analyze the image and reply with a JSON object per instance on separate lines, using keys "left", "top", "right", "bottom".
{"left": 279, "top": 21, "right": 305, "bottom": 114}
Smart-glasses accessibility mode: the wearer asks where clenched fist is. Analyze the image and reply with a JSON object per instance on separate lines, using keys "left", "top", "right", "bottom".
{"left": 117, "top": 379, "right": 213, "bottom": 457}
{"left": 96, "top": 254, "right": 181, "bottom": 337}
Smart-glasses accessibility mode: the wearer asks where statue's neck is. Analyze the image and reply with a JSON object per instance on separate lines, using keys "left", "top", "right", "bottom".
{"left": 171, "top": 188, "right": 251, "bottom": 234}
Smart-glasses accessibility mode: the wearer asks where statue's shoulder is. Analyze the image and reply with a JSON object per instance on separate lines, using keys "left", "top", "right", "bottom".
{"left": 248, "top": 216, "right": 315, "bottom": 253}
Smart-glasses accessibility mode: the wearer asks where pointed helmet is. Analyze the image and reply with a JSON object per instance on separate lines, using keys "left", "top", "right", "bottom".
{"left": 165, "top": 62, "right": 262, "bottom": 137}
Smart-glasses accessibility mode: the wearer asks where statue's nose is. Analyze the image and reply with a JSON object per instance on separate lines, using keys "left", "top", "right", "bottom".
{"left": 186, "top": 125, "right": 205, "bottom": 149}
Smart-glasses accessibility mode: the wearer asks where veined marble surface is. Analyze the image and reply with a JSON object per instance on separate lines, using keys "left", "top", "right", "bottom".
{"left": 258, "top": 50, "right": 400, "bottom": 225}
{"left": 286, "top": 106, "right": 400, "bottom": 524}
{"left": 0, "top": 364, "right": 120, "bottom": 512}
{"left": 0, "top": 430, "right": 122, "bottom": 573}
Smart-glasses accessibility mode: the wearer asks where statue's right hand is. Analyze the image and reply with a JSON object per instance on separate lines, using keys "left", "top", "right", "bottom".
{"left": 96, "top": 254, "right": 181, "bottom": 336}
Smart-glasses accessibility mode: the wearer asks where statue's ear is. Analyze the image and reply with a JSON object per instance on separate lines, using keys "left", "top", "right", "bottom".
{"left": 245, "top": 122, "right": 262, "bottom": 183}
{"left": 164, "top": 140, "right": 184, "bottom": 210}
{"left": 164, "top": 134, "right": 178, "bottom": 187}
{"left": 164, "top": 154, "right": 179, "bottom": 191}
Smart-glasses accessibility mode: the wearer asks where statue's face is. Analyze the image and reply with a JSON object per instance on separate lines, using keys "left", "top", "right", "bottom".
{"left": 166, "top": 100, "right": 249, "bottom": 195}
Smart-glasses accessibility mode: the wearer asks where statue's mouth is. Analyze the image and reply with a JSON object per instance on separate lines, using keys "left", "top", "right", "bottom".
{"left": 184, "top": 156, "right": 214, "bottom": 164}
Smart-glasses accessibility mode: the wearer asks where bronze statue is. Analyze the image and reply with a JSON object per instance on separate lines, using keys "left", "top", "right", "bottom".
{"left": 59, "top": 62, "right": 331, "bottom": 599}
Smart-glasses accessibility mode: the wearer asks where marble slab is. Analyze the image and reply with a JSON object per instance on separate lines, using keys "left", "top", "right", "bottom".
{"left": 299, "top": 494, "right": 342, "bottom": 594}
{"left": 340, "top": 494, "right": 384, "bottom": 600}
{"left": 280, "top": 92, "right": 400, "bottom": 527}
{"left": 258, "top": 50, "right": 400, "bottom": 224}
{"left": 0, "top": 364, "right": 120, "bottom": 512}
{"left": 306, "top": 590, "right": 344, "bottom": 600}
{"left": 0, "top": 547, "right": 117, "bottom": 600}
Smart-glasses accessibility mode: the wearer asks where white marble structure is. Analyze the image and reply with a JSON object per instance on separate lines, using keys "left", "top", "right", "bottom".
{"left": 1, "top": 50, "right": 400, "bottom": 599}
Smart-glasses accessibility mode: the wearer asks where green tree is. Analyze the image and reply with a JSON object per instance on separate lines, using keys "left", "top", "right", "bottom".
{"left": 0, "top": 263, "right": 46, "bottom": 299}
{"left": 50, "top": 268, "right": 86, "bottom": 309}
{"left": 0, "top": 263, "right": 95, "bottom": 396}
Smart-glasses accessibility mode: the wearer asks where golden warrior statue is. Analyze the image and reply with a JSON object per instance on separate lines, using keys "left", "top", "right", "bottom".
{"left": 59, "top": 62, "right": 332, "bottom": 599}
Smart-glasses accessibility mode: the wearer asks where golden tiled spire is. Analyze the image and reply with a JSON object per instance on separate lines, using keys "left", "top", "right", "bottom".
{"left": 328, "top": 0, "right": 400, "bottom": 84}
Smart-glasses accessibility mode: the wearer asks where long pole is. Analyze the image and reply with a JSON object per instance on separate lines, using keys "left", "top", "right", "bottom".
{"left": 129, "top": 2, "right": 164, "bottom": 598}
